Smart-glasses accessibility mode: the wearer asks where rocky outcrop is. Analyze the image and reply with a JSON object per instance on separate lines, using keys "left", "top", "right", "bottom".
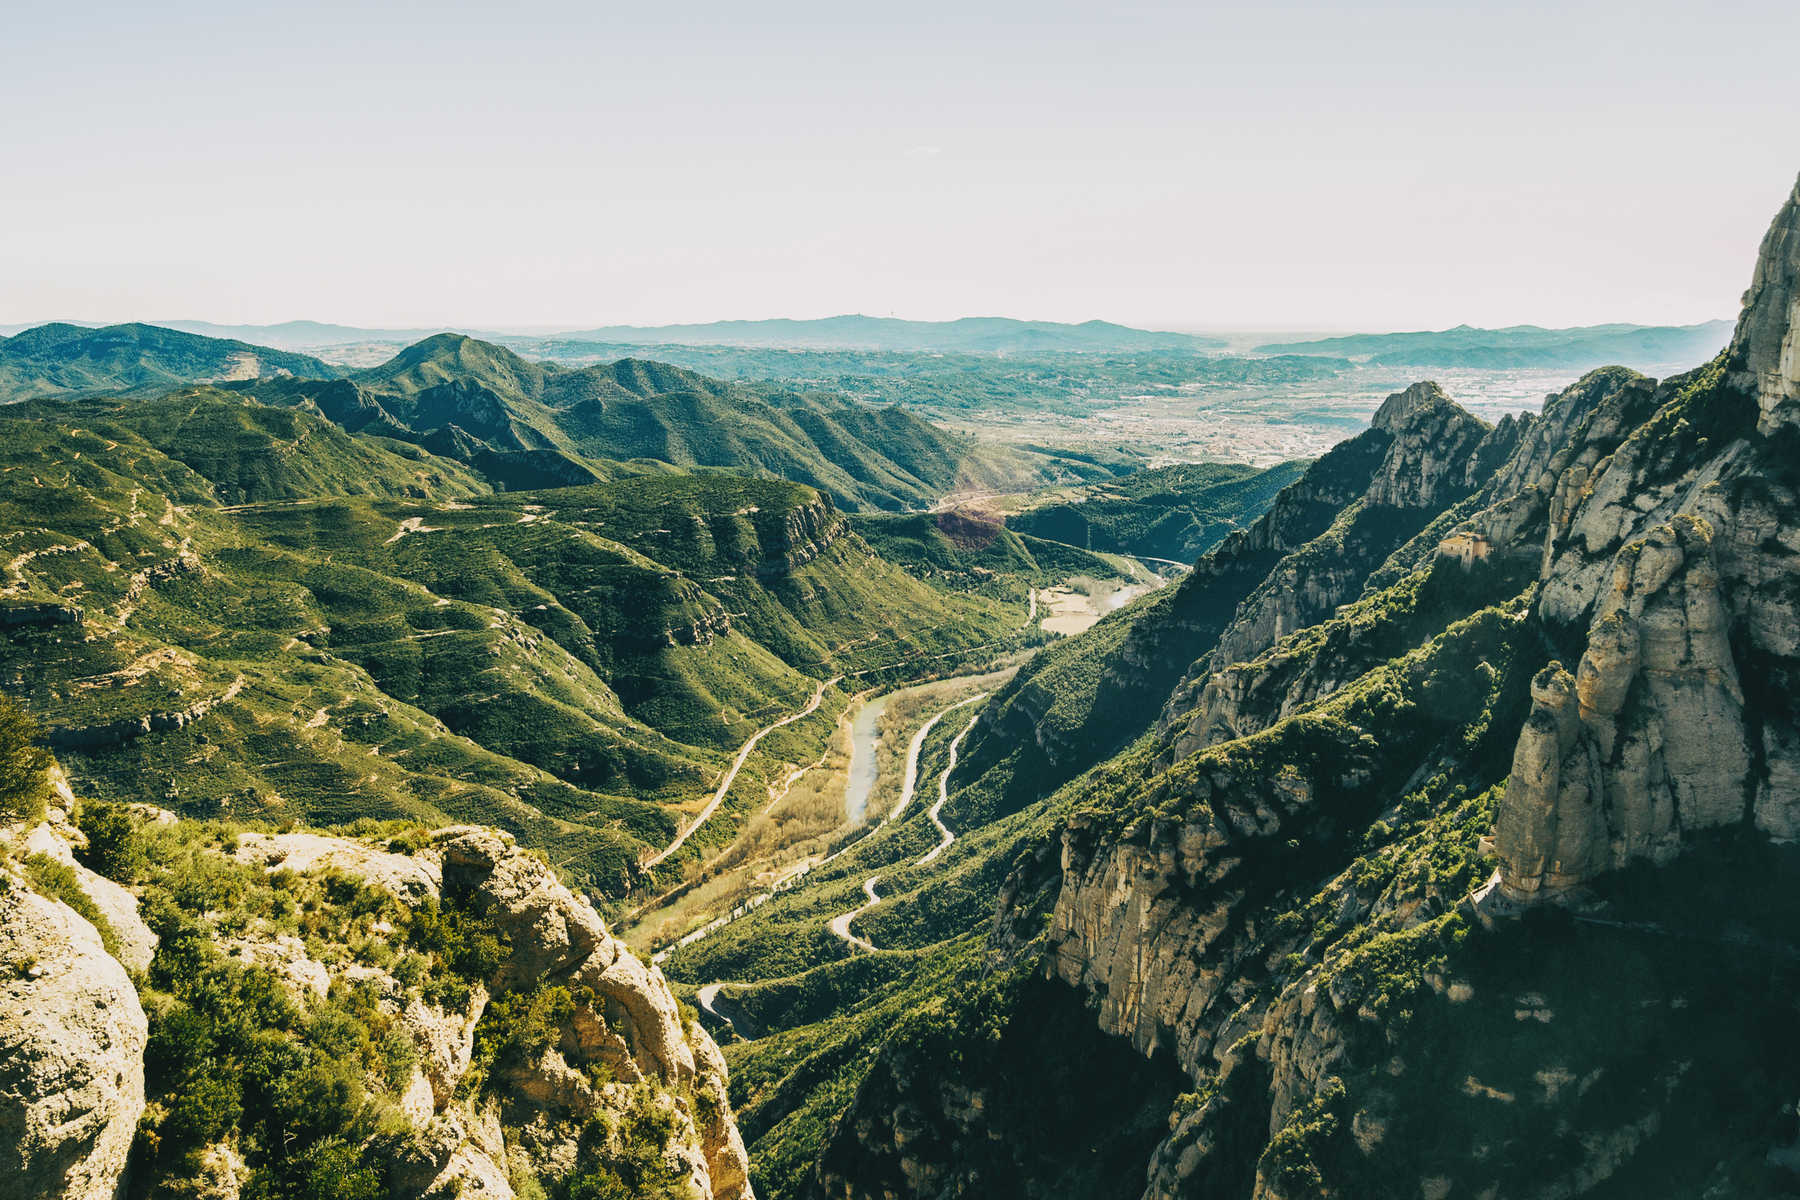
{"left": 22, "top": 814, "right": 157, "bottom": 973}
{"left": 251, "top": 824, "right": 754, "bottom": 1200}
{"left": 1363, "top": 381, "right": 1499, "bottom": 508}
{"left": 797, "top": 176, "right": 1800, "bottom": 1200}
{"left": 0, "top": 601, "right": 83, "bottom": 630}
{"left": 1730, "top": 172, "right": 1800, "bottom": 433}
{"left": 0, "top": 870, "right": 147, "bottom": 1200}
{"left": 48, "top": 674, "right": 243, "bottom": 751}
{"left": 1494, "top": 515, "right": 1756, "bottom": 897}
{"left": 955, "top": 412, "right": 1398, "bottom": 800}
{"left": 1149, "top": 381, "right": 1531, "bottom": 762}
{"left": 1206, "top": 383, "right": 1498, "bottom": 675}
{"left": 1487, "top": 178, "right": 1800, "bottom": 900}
{"left": 235, "top": 829, "right": 442, "bottom": 901}
{"left": 749, "top": 495, "right": 848, "bottom": 577}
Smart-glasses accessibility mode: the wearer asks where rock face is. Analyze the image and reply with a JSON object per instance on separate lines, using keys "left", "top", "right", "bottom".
{"left": 814, "top": 176, "right": 1800, "bottom": 1200}
{"left": 23, "top": 815, "right": 157, "bottom": 973}
{"left": 253, "top": 825, "right": 755, "bottom": 1200}
{"left": 1486, "top": 177, "right": 1800, "bottom": 898}
{"left": 953, "top": 386, "right": 1404, "bottom": 805}
{"left": 0, "top": 870, "right": 147, "bottom": 1200}
{"left": 1153, "top": 380, "right": 1524, "bottom": 763}
{"left": 1496, "top": 517, "right": 1755, "bottom": 897}
{"left": 1732, "top": 173, "right": 1800, "bottom": 433}
{"left": 235, "top": 829, "right": 442, "bottom": 900}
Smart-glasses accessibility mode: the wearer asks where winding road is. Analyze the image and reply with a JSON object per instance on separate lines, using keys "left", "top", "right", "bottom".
{"left": 827, "top": 876, "right": 882, "bottom": 952}
{"left": 642, "top": 674, "right": 842, "bottom": 871}
{"left": 918, "top": 700, "right": 984, "bottom": 866}
{"left": 647, "top": 674, "right": 1003, "bottom": 973}
{"left": 826, "top": 691, "right": 987, "bottom": 950}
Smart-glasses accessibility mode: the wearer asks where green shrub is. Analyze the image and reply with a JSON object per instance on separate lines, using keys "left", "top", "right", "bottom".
{"left": 0, "top": 697, "right": 51, "bottom": 825}
{"left": 77, "top": 800, "right": 146, "bottom": 882}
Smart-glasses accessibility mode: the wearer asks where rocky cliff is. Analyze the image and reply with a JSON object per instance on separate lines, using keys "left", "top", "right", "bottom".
{"left": 810, "top": 174, "right": 1800, "bottom": 1200}
{"left": 1, "top": 802, "right": 754, "bottom": 1200}
{"left": 0, "top": 862, "right": 147, "bottom": 1200}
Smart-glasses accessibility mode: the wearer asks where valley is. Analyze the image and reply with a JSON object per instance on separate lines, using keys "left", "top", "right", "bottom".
{"left": 8, "top": 3, "right": 1796, "bottom": 1198}
{"left": 0, "top": 171, "right": 1792, "bottom": 1200}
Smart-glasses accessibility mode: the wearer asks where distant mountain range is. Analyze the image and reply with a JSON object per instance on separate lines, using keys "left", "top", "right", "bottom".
{"left": 0, "top": 322, "right": 1128, "bottom": 511}
{"left": 2, "top": 316, "right": 1229, "bottom": 356}
{"left": 3, "top": 316, "right": 1736, "bottom": 368}
{"left": 1256, "top": 320, "right": 1733, "bottom": 369}
{"left": 526, "top": 316, "right": 1228, "bottom": 354}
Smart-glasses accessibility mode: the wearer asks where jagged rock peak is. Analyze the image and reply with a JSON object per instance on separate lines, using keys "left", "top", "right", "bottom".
{"left": 1729, "top": 171, "right": 1800, "bottom": 430}
{"left": 1369, "top": 380, "right": 1453, "bottom": 433}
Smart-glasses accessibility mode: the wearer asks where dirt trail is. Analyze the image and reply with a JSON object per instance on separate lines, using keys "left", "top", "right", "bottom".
{"left": 642, "top": 675, "right": 841, "bottom": 870}
{"left": 918, "top": 700, "right": 985, "bottom": 866}
{"left": 827, "top": 691, "right": 986, "bottom": 950}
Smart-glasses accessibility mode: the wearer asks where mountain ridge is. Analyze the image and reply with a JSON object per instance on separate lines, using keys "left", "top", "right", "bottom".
{"left": 1257, "top": 319, "right": 1732, "bottom": 370}
{"left": 647, "top": 173, "right": 1800, "bottom": 1200}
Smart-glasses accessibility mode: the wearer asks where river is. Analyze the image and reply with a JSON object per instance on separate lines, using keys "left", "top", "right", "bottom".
{"left": 843, "top": 693, "right": 890, "bottom": 824}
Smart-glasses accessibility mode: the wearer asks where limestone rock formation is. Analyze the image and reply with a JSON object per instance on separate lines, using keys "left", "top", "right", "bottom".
{"left": 1730, "top": 172, "right": 1800, "bottom": 433}
{"left": 805, "top": 176, "right": 1800, "bottom": 1200}
{"left": 1486, "top": 180, "right": 1800, "bottom": 900}
{"left": 234, "top": 824, "right": 754, "bottom": 1200}
{"left": 0, "top": 870, "right": 147, "bottom": 1200}
{"left": 235, "top": 829, "right": 442, "bottom": 900}
{"left": 23, "top": 815, "right": 157, "bottom": 973}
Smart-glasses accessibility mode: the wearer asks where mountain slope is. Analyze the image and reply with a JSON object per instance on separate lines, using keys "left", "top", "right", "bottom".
{"left": 1006, "top": 460, "right": 1311, "bottom": 562}
{"left": 235, "top": 334, "right": 1128, "bottom": 510}
{"left": 0, "top": 404, "right": 1031, "bottom": 894}
{"left": 0, "top": 323, "right": 342, "bottom": 401}
{"left": 668, "top": 174, "right": 1800, "bottom": 1200}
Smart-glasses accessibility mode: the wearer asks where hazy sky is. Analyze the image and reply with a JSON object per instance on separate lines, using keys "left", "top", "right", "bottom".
{"left": 4, "top": 0, "right": 1797, "bottom": 332}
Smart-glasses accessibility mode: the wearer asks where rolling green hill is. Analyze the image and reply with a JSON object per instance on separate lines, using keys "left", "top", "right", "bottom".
{"left": 234, "top": 333, "right": 1132, "bottom": 509}
{"left": 0, "top": 400, "right": 1035, "bottom": 894}
{"left": 0, "top": 323, "right": 342, "bottom": 401}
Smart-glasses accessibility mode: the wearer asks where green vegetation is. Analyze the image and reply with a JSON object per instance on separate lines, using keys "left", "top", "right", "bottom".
{"left": 109, "top": 815, "right": 689, "bottom": 1200}
{"left": 234, "top": 334, "right": 1133, "bottom": 510}
{"left": 0, "top": 322, "right": 342, "bottom": 402}
{"left": 0, "top": 392, "right": 1045, "bottom": 895}
{"left": 20, "top": 851, "right": 122, "bottom": 958}
{"left": 1008, "top": 459, "right": 1309, "bottom": 561}
{"left": 76, "top": 800, "right": 147, "bottom": 882}
{"left": 0, "top": 697, "right": 51, "bottom": 825}
{"left": 849, "top": 509, "right": 1121, "bottom": 603}
{"left": 125, "top": 828, "right": 410, "bottom": 1198}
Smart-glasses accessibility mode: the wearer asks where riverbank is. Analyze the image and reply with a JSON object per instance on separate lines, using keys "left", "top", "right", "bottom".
{"left": 627, "top": 665, "right": 1013, "bottom": 958}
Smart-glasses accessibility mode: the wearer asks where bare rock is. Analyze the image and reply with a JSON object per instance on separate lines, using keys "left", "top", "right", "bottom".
{"left": 435, "top": 827, "right": 610, "bottom": 987}
{"left": 0, "top": 871, "right": 147, "bottom": 1200}
{"left": 235, "top": 830, "right": 441, "bottom": 901}
{"left": 23, "top": 818, "right": 157, "bottom": 973}
{"left": 1496, "top": 518, "right": 1753, "bottom": 898}
{"left": 1728, "top": 172, "right": 1800, "bottom": 433}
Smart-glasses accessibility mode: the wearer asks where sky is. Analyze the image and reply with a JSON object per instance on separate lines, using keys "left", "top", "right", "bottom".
{"left": 3, "top": 0, "right": 1798, "bottom": 333}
